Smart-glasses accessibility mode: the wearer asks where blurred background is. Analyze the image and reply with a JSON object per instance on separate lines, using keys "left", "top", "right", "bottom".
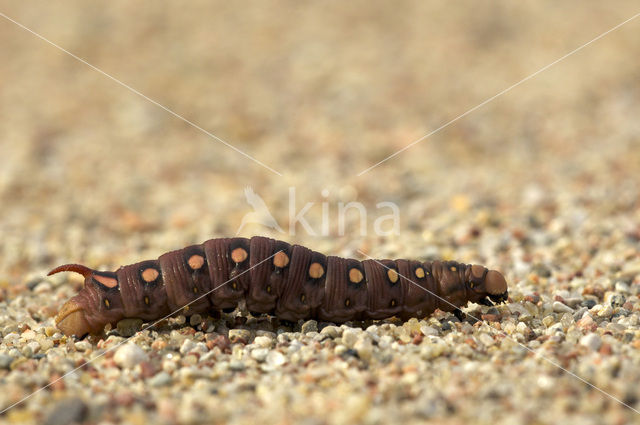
{"left": 1, "top": 2, "right": 640, "bottom": 423}
{"left": 1, "top": 1, "right": 639, "bottom": 279}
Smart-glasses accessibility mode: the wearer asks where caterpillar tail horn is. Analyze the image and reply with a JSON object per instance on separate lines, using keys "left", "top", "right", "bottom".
{"left": 48, "top": 264, "right": 94, "bottom": 337}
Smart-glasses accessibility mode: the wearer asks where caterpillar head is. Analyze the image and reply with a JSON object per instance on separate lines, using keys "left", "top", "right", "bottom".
{"left": 468, "top": 265, "right": 508, "bottom": 305}
{"left": 48, "top": 264, "right": 123, "bottom": 337}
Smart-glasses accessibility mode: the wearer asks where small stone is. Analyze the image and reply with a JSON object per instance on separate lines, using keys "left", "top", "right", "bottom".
{"left": 229, "top": 329, "right": 251, "bottom": 343}
{"left": 229, "top": 360, "right": 246, "bottom": 371}
{"left": 320, "top": 325, "right": 340, "bottom": 338}
{"left": 576, "top": 315, "right": 597, "bottom": 332}
{"left": 251, "top": 348, "right": 269, "bottom": 362}
{"left": 341, "top": 329, "right": 359, "bottom": 348}
{"left": 0, "top": 354, "right": 13, "bottom": 370}
{"left": 151, "top": 340, "right": 168, "bottom": 351}
{"left": 580, "top": 333, "right": 602, "bottom": 351}
{"left": 597, "top": 305, "right": 613, "bottom": 318}
{"left": 43, "top": 398, "right": 88, "bottom": 425}
{"left": 420, "top": 325, "right": 438, "bottom": 336}
{"left": 478, "top": 333, "right": 495, "bottom": 347}
{"left": 553, "top": 301, "right": 573, "bottom": 314}
{"left": 149, "top": 371, "right": 172, "bottom": 387}
{"left": 266, "top": 350, "right": 286, "bottom": 367}
{"left": 179, "top": 339, "right": 196, "bottom": 355}
{"left": 116, "top": 318, "right": 144, "bottom": 337}
{"left": 301, "top": 320, "right": 318, "bottom": 333}
{"left": 34, "top": 282, "right": 53, "bottom": 293}
{"left": 354, "top": 338, "right": 373, "bottom": 361}
{"left": 27, "top": 341, "right": 41, "bottom": 354}
{"left": 542, "top": 315, "right": 555, "bottom": 328}
{"left": 608, "top": 294, "right": 626, "bottom": 308}
{"left": 74, "top": 341, "right": 92, "bottom": 352}
{"left": 114, "top": 343, "right": 148, "bottom": 368}
{"left": 253, "top": 335, "right": 274, "bottom": 348}
{"left": 189, "top": 314, "right": 203, "bottom": 327}
{"left": 532, "top": 264, "right": 552, "bottom": 277}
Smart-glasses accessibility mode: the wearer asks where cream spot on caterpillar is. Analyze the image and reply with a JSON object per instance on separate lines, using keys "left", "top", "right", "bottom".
{"left": 231, "top": 281, "right": 238, "bottom": 290}
{"left": 415, "top": 267, "right": 425, "bottom": 279}
{"left": 144, "top": 296, "right": 150, "bottom": 305}
{"left": 231, "top": 247, "right": 248, "bottom": 263}
{"left": 300, "top": 293, "right": 306, "bottom": 303}
{"left": 450, "top": 265, "right": 457, "bottom": 272}
{"left": 104, "top": 298, "right": 111, "bottom": 309}
{"left": 273, "top": 251, "right": 290, "bottom": 268}
{"left": 309, "top": 263, "right": 324, "bottom": 279}
{"left": 390, "top": 299, "right": 397, "bottom": 307}
{"left": 187, "top": 254, "right": 205, "bottom": 270}
{"left": 94, "top": 274, "right": 118, "bottom": 288}
{"left": 266, "top": 285, "right": 272, "bottom": 294}
{"left": 387, "top": 269, "right": 399, "bottom": 283}
{"left": 348, "top": 268, "right": 363, "bottom": 284}
{"left": 141, "top": 268, "right": 159, "bottom": 283}
{"left": 344, "top": 298, "right": 351, "bottom": 307}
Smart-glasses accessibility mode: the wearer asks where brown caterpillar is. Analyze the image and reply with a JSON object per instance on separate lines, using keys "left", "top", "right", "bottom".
{"left": 49, "top": 236, "right": 508, "bottom": 337}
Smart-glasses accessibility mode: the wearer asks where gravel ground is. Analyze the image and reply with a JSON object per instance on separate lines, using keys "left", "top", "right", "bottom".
{"left": 1, "top": 2, "right": 640, "bottom": 424}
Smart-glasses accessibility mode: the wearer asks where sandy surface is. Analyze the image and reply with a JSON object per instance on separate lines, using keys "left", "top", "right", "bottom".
{"left": 1, "top": 2, "right": 640, "bottom": 424}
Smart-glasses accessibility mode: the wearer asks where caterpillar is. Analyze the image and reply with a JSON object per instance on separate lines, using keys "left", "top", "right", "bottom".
{"left": 49, "top": 236, "right": 508, "bottom": 337}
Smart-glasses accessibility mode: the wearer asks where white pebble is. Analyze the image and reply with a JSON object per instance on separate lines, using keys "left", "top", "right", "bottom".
{"left": 114, "top": 343, "right": 148, "bottom": 368}
{"left": 341, "top": 329, "right": 360, "bottom": 348}
{"left": 597, "top": 306, "right": 613, "bottom": 318}
{"left": 552, "top": 301, "right": 573, "bottom": 314}
{"left": 179, "top": 339, "right": 196, "bottom": 355}
{"left": 580, "top": 333, "right": 602, "bottom": 351}
{"left": 251, "top": 348, "right": 269, "bottom": 362}
{"left": 266, "top": 350, "right": 286, "bottom": 367}
{"left": 253, "top": 335, "right": 274, "bottom": 348}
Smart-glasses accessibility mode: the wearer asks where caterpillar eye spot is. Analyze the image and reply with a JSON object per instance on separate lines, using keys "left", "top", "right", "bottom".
{"left": 348, "top": 268, "right": 363, "bottom": 284}
{"left": 230, "top": 247, "right": 248, "bottom": 264}
{"left": 415, "top": 267, "right": 425, "bottom": 279}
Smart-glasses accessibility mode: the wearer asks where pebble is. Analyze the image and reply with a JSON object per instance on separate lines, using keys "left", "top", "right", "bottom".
{"left": 189, "top": 314, "right": 203, "bottom": 327}
{"left": 251, "top": 347, "right": 269, "bottom": 362}
{"left": 229, "top": 329, "right": 251, "bottom": 342}
{"left": 43, "top": 398, "right": 88, "bottom": 425}
{"left": 0, "top": 354, "right": 13, "bottom": 369}
{"left": 341, "top": 328, "right": 360, "bottom": 348}
{"left": 149, "top": 371, "right": 172, "bottom": 387}
{"left": 179, "top": 339, "right": 196, "bottom": 355}
{"left": 354, "top": 338, "right": 373, "bottom": 361}
{"left": 266, "top": 350, "right": 286, "bottom": 367}
{"left": 320, "top": 325, "right": 340, "bottom": 338}
{"left": 580, "top": 333, "right": 602, "bottom": 351}
{"left": 74, "top": 341, "right": 92, "bottom": 352}
{"left": 552, "top": 301, "right": 573, "bottom": 314}
{"left": 597, "top": 306, "right": 613, "bottom": 318}
{"left": 116, "top": 318, "right": 144, "bottom": 337}
{"left": 114, "top": 343, "right": 148, "bottom": 368}
{"left": 253, "top": 335, "right": 274, "bottom": 348}
{"left": 576, "top": 314, "right": 597, "bottom": 332}
{"left": 301, "top": 320, "right": 318, "bottom": 333}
